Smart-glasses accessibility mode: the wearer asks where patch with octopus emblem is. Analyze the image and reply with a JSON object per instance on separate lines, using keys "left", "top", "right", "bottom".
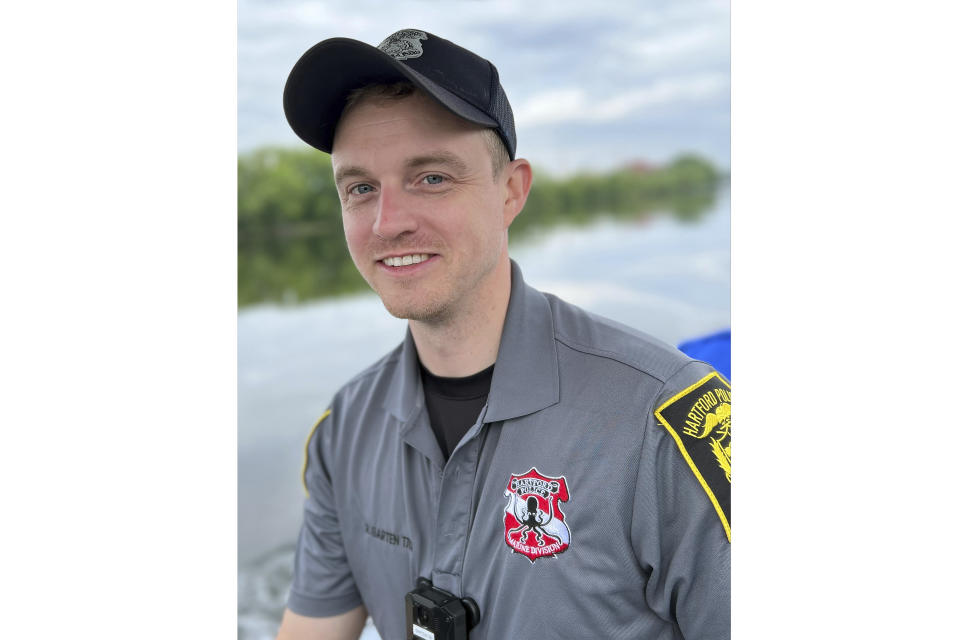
{"left": 655, "top": 371, "right": 731, "bottom": 541}
{"left": 503, "top": 468, "right": 571, "bottom": 563}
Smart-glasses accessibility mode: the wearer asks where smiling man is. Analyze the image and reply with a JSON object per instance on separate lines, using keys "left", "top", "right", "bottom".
{"left": 333, "top": 88, "right": 523, "bottom": 369}
{"left": 276, "top": 29, "right": 730, "bottom": 640}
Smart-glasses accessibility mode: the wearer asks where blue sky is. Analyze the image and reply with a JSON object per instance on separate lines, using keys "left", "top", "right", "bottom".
{"left": 239, "top": 0, "right": 730, "bottom": 175}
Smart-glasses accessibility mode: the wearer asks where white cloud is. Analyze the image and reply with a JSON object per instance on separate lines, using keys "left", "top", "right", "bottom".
{"left": 617, "top": 24, "right": 729, "bottom": 69}
{"left": 238, "top": 0, "right": 731, "bottom": 168}
{"left": 515, "top": 73, "right": 728, "bottom": 127}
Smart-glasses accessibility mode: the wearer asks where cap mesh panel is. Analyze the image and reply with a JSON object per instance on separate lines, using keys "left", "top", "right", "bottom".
{"left": 489, "top": 85, "right": 516, "bottom": 159}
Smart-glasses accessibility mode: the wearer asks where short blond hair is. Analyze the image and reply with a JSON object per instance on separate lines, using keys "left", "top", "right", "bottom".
{"left": 341, "top": 82, "right": 510, "bottom": 177}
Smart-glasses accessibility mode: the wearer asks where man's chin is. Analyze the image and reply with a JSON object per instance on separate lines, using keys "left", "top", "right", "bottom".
{"left": 379, "top": 296, "right": 451, "bottom": 324}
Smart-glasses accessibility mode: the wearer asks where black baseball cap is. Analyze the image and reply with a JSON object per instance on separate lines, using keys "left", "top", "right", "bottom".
{"left": 283, "top": 29, "right": 517, "bottom": 160}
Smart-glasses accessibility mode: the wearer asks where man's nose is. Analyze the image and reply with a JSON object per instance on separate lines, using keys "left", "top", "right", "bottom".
{"left": 372, "top": 185, "right": 418, "bottom": 239}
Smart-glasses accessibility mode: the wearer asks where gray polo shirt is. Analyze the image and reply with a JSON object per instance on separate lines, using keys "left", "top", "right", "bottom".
{"left": 289, "top": 260, "right": 730, "bottom": 640}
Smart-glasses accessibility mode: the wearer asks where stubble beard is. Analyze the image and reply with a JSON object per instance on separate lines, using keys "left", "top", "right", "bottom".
{"left": 377, "top": 278, "right": 455, "bottom": 324}
{"left": 371, "top": 251, "right": 501, "bottom": 327}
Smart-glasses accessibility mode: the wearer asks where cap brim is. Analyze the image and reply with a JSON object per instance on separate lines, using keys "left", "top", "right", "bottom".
{"left": 283, "top": 37, "right": 498, "bottom": 153}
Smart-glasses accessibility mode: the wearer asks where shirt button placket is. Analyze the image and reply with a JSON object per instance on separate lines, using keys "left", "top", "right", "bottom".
{"left": 431, "top": 436, "right": 480, "bottom": 596}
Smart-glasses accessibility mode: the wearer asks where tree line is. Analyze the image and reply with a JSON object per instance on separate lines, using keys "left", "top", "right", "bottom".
{"left": 238, "top": 147, "right": 723, "bottom": 306}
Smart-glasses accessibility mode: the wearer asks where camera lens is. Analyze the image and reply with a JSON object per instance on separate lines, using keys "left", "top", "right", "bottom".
{"left": 416, "top": 606, "right": 429, "bottom": 626}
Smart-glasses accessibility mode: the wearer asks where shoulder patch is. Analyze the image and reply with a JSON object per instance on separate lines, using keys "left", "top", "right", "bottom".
{"left": 654, "top": 372, "right": 731, "bottom": 541}
{"left": 301, "top": 409, "right": 331, "bottom": 497}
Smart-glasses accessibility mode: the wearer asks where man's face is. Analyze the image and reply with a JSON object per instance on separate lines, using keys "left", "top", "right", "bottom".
{"left": 332, "top": 92, "right": 510, "bottom": 323}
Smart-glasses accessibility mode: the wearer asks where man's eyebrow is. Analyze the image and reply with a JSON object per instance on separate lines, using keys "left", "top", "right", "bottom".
{"left": 334, "top": 152, "right": 471, "bottom": 186}
{"left": 405, "top": 152, "right": 470, "bottom": 174}
{"left": 333, "top": 165, "right": 371, "bottom": 187}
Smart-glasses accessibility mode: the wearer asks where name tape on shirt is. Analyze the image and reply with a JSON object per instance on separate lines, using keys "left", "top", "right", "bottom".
{"left": 655, "top": 372, "right": 731, "bottom": 542}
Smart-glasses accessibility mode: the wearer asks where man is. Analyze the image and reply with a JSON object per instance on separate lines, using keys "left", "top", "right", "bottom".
{"left": 276, "top": 29, "right": 730, "bottom": 640}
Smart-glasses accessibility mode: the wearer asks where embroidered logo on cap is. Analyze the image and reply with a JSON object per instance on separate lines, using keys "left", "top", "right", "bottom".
{"left": 378, "top": 29, "right": 428, "bottom": 61}
{"left": 503, "top": 468, "right": 571, "bottom": 562}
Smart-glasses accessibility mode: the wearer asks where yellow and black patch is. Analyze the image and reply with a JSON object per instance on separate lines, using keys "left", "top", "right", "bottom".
{"left": 301, "top": 409, "right": 331, "bottom": 497}
{"left": 655, "top": 372, "right": 731, "bottom": 541}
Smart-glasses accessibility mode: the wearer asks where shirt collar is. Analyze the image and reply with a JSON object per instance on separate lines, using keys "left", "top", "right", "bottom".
{"left": 485, "top": 260, "right": 560, "bottom": 422}
{"left": 382, "top": 260, "right": 560, "bottom": 424}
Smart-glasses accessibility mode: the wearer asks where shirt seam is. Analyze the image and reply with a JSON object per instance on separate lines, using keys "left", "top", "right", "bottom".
{"left": 554, "top": 331, "right": 683, "bottom": 383}
{"left": 286, "top": 586, "right": 362, "bottom": 610}
{"left": 287, "top": 585, "right": 359, "bottom": 599}
{"left": 628, "top": 359, "right": 709, "bottom": 568}
{"left": 629, "top": 376, "right": 664, "bottom": 561}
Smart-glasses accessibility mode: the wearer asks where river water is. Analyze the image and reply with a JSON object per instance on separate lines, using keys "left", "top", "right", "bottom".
{"left": 237, "top": 188, "right": 730, "bottom": 638}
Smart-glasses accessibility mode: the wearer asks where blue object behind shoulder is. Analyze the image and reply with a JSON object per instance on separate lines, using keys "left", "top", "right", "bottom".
{"left": 677, "top": 329, "right": 731, "bottom": 380}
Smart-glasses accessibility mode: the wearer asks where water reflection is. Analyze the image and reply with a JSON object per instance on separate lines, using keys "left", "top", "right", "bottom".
{"left": 237, "top": 148, "right": 721, "bottom": 307}
{"left": 239, "top": 192, "right": 714, "bottom": 306}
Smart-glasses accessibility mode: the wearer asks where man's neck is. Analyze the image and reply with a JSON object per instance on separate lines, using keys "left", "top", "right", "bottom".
{"left": 409, "top": 258, "right": 512, "bottom": 378}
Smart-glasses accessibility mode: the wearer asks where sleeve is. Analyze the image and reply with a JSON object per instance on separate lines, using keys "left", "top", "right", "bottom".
{"left": 286, "top": 407, "right": 365, "bottom": 617}
{"left": 631, "top": 360, "right": 731, "bottom": 640}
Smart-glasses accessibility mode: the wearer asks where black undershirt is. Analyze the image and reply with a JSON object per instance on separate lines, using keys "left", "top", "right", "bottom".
{"left": 419, "top": 361, "right": 495, "bottom": 461}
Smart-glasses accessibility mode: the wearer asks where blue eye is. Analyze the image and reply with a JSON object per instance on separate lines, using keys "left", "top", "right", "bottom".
{"left": 350, "top": 184, "right": 374, "bottom": 195}
{"left": 423, "top": 174, "right": 444, "bottom": 185}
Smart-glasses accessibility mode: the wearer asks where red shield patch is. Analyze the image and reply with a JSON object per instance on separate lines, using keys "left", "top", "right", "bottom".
{"left": 502, "top": 467, "right": 571, "bottom": 562}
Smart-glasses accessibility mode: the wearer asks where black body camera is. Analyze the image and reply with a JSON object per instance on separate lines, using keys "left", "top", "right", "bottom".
{"left": 405, "top": 577, "right": 480, "bottom": 640}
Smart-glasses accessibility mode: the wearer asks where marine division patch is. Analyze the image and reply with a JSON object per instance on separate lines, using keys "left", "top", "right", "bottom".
{"left": 503, "top": 468, "right": 571, "bottom": 563}
{"left": 655, "top": 372, "right": 731, "bottom": 541}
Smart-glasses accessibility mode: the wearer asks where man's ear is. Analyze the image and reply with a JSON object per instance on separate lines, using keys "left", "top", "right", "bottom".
{"left": 501, "top": 159, "right": 533, "bottom": 229}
